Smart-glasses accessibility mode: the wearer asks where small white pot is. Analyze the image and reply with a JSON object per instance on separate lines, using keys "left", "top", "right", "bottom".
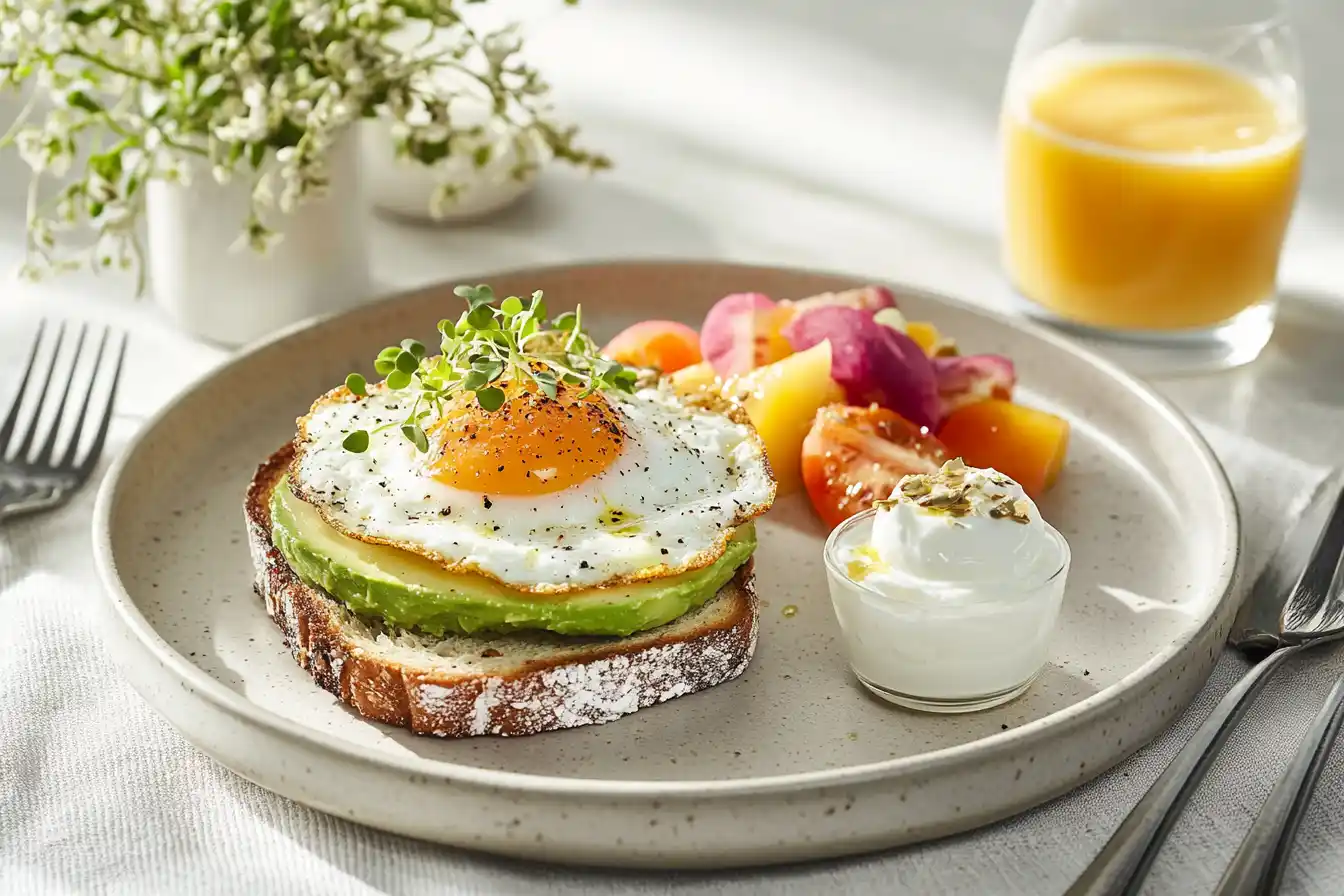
{"left": 361, "top": 105, "right": 546, "bottom": 224}
{"left": 147, "top": 135, "right": 370, "bottom": 347}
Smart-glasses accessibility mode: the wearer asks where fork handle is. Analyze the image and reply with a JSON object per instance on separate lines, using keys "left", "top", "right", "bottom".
{"left": 1065, "top": 643, "right": 1306, "bottom": 896}
{"left": 1212, "top": 670, "right": 1344, "bottom": 896}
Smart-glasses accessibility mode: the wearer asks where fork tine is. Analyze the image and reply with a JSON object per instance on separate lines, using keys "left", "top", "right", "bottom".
{"left": 35, "top": 322, "right": 88, "bottom": 467}
{"left": 58, "top": 327, "right": 109, "bottom": 470}
{"left": 0, "top": 319, "right": 47, "bottom": 452}
{"left": 11, "top": 321, "right": 67, "bottom": 463}
{"left": 71, "top": 331, "right": 126, "bottom": 480}
{"left": 1282, "top": 482, "right": 1344, "bottom": 636}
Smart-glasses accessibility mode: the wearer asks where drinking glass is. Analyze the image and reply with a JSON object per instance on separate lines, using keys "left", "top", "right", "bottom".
{"left": 1001, "top": 0, "right": 1305, "bottom": 373}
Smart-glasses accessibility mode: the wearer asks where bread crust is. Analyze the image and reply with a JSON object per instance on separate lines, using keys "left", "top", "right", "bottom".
{"left": 245, "top": 443, "right": 759, "bottom": 737}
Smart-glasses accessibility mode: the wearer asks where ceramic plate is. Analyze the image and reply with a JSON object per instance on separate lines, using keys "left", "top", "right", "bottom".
{"left": 93, "top": 261, "right": 1238, "bottom": 868}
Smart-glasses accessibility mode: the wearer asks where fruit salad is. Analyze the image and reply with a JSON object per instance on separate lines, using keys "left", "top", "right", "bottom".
{"left": 607, "top": 285, "right": 1071, "bottom": 528}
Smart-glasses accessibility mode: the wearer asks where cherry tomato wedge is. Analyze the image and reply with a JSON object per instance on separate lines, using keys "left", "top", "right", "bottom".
{"left": 801, "top": 404, "right": 949, "bottom": 529}
{"left": 602, "top": 320, "right": 702, "bottom": 374}
{"left": 936, "top": 399, "right": 1069, "bottom": 499}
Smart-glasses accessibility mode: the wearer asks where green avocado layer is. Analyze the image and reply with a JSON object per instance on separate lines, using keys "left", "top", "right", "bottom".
{"left": 269, "top": 477, "right": 756, "bottom": 637}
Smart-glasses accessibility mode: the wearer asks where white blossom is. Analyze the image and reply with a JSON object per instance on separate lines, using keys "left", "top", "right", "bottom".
{"left": 483, "top": 26, "right": 522, "bottom": 67}
{"left": 404, "top": 99, "right": 432, "bottom": 129}
{"left": 87, "top": 172, "right": 116, "bottom": 204}
{"left": 347, "top": 2, "right": 379, "bottom": 24}
{"left": 299, "top": 8, "right": 332, "bottom": 33}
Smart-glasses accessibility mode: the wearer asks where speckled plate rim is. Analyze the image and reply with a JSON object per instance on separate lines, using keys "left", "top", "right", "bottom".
{"left": 92, "top": 259, "right": 1240, "bottom": 799}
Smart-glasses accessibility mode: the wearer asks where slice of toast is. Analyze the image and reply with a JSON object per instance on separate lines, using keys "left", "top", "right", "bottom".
{"left": 245, "top": 444, "right": 759, "bottom": 738}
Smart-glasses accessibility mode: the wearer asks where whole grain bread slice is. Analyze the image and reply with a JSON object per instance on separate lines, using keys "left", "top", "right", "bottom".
{"left": 245, "top": 443, "right": 760, "bottom": 737}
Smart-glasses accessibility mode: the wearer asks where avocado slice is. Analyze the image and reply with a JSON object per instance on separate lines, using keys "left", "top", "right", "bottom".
{"left": 269, "top": 477, "right": 755, "bottom": 637}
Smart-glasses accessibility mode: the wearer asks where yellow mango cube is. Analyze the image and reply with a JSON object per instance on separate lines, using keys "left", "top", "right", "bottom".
{"left": 727, "top": 341, "right": 843, "bottom": 495}
{"left": 905, "top": 321, "right": 956, "bottom": 357}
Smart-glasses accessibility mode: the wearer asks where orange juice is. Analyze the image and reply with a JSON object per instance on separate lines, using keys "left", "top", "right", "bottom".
{"left": 1004, "top": 51, "right": 1303, "bottom": 330}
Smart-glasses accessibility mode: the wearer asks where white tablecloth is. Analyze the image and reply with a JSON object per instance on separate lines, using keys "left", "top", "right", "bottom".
{"left": 5, "top": 1, "right": 1344, "bottom": 893}
{"left": 2, "top": 423, "right": 1342, "bottom": 895}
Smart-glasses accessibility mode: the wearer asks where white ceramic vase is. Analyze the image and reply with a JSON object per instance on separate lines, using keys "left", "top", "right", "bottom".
{"left": 147, "top": 134, "right": 370, "bottom": 348}
{"left": 361, "top": 109, "right": 545, "bottom": 224}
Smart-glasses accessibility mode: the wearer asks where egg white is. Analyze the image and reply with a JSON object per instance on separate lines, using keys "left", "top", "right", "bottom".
{"left": 291, "top": 383, "right": 775, "bottom": 591}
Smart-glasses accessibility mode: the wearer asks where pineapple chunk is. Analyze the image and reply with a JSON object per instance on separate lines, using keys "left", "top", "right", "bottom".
{"left": 668, "top": 361, "right": 720, "bottom": 397}
{"left": 727, "top": 341, "right": 843, "bottom": 495}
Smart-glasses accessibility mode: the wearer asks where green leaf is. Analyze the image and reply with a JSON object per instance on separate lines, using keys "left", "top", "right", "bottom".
{"left": 467, "top": 305, "right": 495, "bottom": 330}
{"left": 611, "top": 369, "right": 638, "bottom": 390}
{"left": 457, "top": 283, "right": 495, "bottom": 312}
{"left": 267, "top": 0, "right": 292, "bottom": 32}
{"left": 248, "top": 142, "right": 265, "bottom": 169}
{"left": 65, "top": 7, "right": 108, "bottom": 26}
{"left": 417, "top": 139, "right": 453, "bottom": 166}
{"left": 476, "top": 387, "right": 506, "bottom": 411}
{"left": 395, "top": 350, "right": 419, "bottom": 374}
{"left": 345, "top": 373, "right": 366, "bottom": 396}
{"left": 88, "top": 150, "right": 122, "bottom": 183}
{"left": 386, "top": 369, "right": 412, "bottom": 390}
{"left": 401, "top": 338, "right": 426, "bottom": 359}
{"left": 177, "top": 45, "right": 204, "bottom": 77}
{"left": 65, "top": 91, "right": 102, "bottom": 114}
{"left": 374, "top": 358, "right": 395, "bottom": 376}
{"left": 377, "top": 345, "right": 401, "bottom": 362}
{"left": 562, "top": 373, "right": 584, "bottom": 386}
{"left": 462, "top": 369, "right": 487, "bottom": 392}
{"left": 552, "top": 311, "right": 577, "bottom": 331}
{"left": 342, "top": 430, "right": 369, "bottom": 453}
{"left": 533, "top": 370, "right": 558, "bottom": 399}
{"left": 270, "top": 116, "right": 304, "bottom": 149}
{"left": 500, "top": 296, "right": 523, "bottom": 316}
{"left": 401, "top": 423, "right": 430, "bottom": 453}
{"left": 472, "top": 145, "right": 492, "bottom": 169}
{"left": 437, "top": 318, "right": 455, "bottom": 339}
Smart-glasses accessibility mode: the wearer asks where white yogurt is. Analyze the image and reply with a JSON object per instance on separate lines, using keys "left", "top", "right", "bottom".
{"left": 823, "top": 459, "right": 1070, "bottom": 713}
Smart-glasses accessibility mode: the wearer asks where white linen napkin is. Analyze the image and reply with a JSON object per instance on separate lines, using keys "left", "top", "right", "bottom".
{"left": 1, "top": 418, "right": 1340, "bottom": 896}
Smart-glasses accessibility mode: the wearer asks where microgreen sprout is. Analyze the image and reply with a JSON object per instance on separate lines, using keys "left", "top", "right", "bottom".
{"left": 341, "top": 284, "right": 638, "bottom": 453}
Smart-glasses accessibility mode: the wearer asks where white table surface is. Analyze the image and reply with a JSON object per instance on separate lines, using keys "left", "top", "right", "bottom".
{"left": 3, "top": 2, "right": 1344, "bottom": 894}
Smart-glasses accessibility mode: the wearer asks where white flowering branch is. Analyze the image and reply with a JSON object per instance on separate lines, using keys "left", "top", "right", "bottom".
{"left": 0, "top": 0, "right": 609, "bottom": 294}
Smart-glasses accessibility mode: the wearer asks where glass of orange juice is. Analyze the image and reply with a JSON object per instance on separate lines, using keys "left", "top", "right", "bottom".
{"left": 1001, "top": 0, "right": 1304, "bottom": 372}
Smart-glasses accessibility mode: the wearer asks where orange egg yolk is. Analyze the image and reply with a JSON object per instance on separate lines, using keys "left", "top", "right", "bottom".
{"left": 428, "top": 382, "right": 626, "bottom": 495}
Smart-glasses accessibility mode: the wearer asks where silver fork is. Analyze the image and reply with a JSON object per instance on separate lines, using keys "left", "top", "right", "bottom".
{"left": 0, "top": 320, "right": 127, "bottom": 521}
{"left": 1067, "top": 476, "right": 1344, "bottom": 896}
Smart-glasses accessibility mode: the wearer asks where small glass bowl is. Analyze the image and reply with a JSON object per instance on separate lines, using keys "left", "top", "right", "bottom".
{"left": 822, "top": 508, "right": 1071, "bottom": 714}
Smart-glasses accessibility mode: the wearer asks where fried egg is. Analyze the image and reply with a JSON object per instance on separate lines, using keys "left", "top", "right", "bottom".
{"left": 290, "top": 379, "right": 776, "bottom": 592}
